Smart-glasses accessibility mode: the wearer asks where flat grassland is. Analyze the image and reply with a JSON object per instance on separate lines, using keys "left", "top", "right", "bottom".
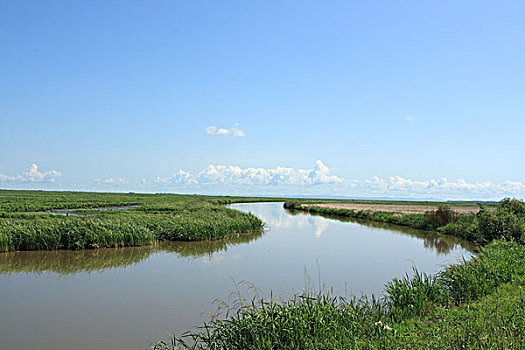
{"left": 0, "top": 190, "right": 276, "bottom": 252}
{"left": 303, "top": 202, "right": 483, "bottom": 214}
{"left": 292, "top": 197, "right": 498, "bottom": 213}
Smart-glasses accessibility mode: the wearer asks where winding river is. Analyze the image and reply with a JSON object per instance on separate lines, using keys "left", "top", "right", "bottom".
{"left": 0, "top": 202, "right": 473, "bottom": 349}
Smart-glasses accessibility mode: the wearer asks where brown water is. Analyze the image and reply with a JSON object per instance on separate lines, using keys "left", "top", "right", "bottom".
{"left": 0, "top": 202, "right": 474, "bottom": 349}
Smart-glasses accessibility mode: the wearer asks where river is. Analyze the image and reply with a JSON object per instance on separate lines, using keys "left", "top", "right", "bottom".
{"left": 0, "top": 202, "right": 473, "bottom": 349}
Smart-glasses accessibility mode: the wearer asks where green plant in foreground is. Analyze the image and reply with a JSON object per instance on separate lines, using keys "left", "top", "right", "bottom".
{"left": 384, "top": 267, "right": 444, "bottom": 321}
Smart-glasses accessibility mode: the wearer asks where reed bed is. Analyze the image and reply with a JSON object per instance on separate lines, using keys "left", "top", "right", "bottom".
{"left": 0, "top": 190, "right": 265, "bottom": 252}
{"left": 0, "top": 218, "right": 155, "bottom": 251}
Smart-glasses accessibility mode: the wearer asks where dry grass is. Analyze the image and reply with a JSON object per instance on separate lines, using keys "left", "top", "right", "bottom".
{"left": 302, "top": 203, "right": 483, "bottom": 214}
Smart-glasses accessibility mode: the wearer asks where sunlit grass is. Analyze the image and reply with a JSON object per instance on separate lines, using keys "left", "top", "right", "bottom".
{"left": 0, "top": 190, "right": 267, "bottom": 251}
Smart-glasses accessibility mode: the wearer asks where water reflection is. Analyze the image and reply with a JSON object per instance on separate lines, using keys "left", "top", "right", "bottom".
{"left": 0, "top": 204, "right": 474, "bottom": 277}
{"left": 250, "top": 205, "right": 329, "bottom": 238}
{"left": 286, "top": 208, "right": 475, "bottom": 254}
{"left": 160, "top": 230, "right": 264, "bottom": 258}
{"left": 0, "top": 229, "right": 264, "bottom": 276}
{"left": 0, "top": 247, "right": 153, "bottom": 276}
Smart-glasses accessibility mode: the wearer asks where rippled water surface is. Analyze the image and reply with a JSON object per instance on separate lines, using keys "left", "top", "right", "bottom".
{"left": 0, "top": 202, "right": 473, "bottom": 350}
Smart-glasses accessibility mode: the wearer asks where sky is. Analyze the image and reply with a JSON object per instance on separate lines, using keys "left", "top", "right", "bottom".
{"left": 1, "top": 1, "right": 524, "bottom": 200}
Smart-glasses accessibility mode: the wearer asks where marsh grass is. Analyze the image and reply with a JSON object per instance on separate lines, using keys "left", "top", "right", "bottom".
{"left": 384, "top": 267, "right": 444, "bottom": 321}
{"left": 0, "top": 191, "right": 266, "bottom": 251}
{"left": 440, "top": 240, "right": 525, "bottom": 304}
{"left": 0, "top": 217, "right": 155, "bottom": 251}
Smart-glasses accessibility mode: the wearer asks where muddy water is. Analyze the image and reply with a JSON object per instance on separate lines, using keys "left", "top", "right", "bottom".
{"left": 0, "top": 202, "right": 473, "bottom": 350}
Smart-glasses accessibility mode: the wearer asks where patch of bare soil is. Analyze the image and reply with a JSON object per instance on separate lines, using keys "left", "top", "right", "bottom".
{"left": 302, "top": 203, "right": 482, "bottom": 214}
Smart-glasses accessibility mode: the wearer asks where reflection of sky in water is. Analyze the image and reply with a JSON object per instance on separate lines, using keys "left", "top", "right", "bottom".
{"left": 253, "top": 206, "right": 330, "bottom": 238}
{"left": 233, "top": 202, "right": 474, "bottom": 254}
{"left": 0, "top": 202, "right": 475, "bottom": 350}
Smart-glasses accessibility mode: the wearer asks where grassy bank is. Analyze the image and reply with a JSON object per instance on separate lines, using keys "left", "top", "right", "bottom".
{"left": 0, "top": 190, "right": 269, "bottom": 251}
{"left": 284, "top": 198, "right": 525, "bottom": 245}
{"left": 154, "top": 240, "right": 525, "bottom": 349}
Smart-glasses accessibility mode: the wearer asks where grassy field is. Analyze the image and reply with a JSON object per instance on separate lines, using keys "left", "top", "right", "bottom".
{"left": 0, "top": 190, "right": 274, "bottom": 251}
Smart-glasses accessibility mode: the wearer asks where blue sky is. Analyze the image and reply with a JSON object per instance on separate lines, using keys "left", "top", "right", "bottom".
{"left": 1, "top": 1, "right": 524, "bottom": 200}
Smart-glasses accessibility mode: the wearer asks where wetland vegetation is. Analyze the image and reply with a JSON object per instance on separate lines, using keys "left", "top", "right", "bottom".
{"left": 0, "top": 190, "right": 270, "bottom": 251}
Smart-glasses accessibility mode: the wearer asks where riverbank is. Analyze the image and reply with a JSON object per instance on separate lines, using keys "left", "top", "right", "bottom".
{"left": 155, "top": 198, "right": 525, "bottom": 349}
{"left": 154, "top": 240, "right": 525, "bottom": 349}
{"left": 284, "top": 198, "right": 524, "bottom": 245}
{"left": 0, "top": 190, "right": 272, "bottom": 251}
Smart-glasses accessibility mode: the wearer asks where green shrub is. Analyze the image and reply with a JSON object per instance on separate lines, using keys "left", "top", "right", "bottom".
{"left": 500, "top": 197, "right": 525, "bottom": 217}
{"left": 283, "top": 201, "right": 301, "bottom": 209}
{"left": 423, "top": 204, "right": 457, "bottom": 230}
{"left": 476, "top": 207, "right": 524, "bottom": 243}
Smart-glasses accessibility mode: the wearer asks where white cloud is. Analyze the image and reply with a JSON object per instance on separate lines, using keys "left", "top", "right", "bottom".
{"left": 205, "top": 123, "right": 247, "bottom": 137}
{"left": 155, "top": 160, "right": 343, "bottom": 187}
{"left": 94, "top": 177, "right": 129, "bottom": 185}
{"left": 0, "top": 164, "right": 62, "bottom": 183}
{"left": 155, "top": 169, "right": 197, "bottom": 185}
{"left": 405, "top": 116, "right": 418, "bottom": 123}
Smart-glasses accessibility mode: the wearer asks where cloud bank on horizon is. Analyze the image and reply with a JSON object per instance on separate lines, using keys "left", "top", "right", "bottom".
{"left": 152, "top": 161, "right": 525, "bottom": 200}
{"left": 1, "top": 162, "right": 524, "bottom": 200}
{"left": 155, "top": 160, "right": 343, "bottom": 187}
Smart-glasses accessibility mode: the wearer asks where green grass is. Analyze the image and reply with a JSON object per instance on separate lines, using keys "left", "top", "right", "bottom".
{"left": 0, "top": 190, "right": 269, "bottom": 251}
{"left": 154, "top": 241, "right": 525, "bottom": 349}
